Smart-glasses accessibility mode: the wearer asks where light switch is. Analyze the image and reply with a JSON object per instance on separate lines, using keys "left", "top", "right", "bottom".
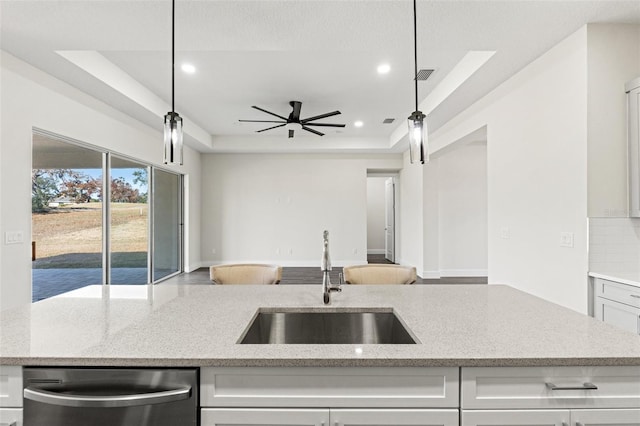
{"left": 4, "top": 231, "right": 24, "bottom": 245}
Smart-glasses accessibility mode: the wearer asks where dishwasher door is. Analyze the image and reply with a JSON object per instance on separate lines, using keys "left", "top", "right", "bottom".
{"left": 23, "top": 367, "right": 198, "bottom": 426}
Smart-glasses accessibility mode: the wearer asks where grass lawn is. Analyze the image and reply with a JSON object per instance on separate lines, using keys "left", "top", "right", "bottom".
{"left": 32, "top": 202, "right": 148, "bottom": 269}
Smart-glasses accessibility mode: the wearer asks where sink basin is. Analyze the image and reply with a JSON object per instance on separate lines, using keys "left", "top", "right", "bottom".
{"left": 239, "top": 309, "right": 418, "bottom": 344}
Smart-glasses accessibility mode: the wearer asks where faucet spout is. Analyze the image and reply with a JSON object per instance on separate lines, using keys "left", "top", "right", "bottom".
{"left": 321, "top": 230, "right": 341, "bottom": 305}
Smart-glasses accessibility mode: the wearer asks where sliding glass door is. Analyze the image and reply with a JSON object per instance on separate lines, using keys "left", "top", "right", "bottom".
{"left": 32, "top": 131, "right": 183, "bottom": 301}
{"left": 109, "top": 156, "right": 149, "bottom": 284}
{"left": 152, "top": 169, "right": 182, "bottom": 281}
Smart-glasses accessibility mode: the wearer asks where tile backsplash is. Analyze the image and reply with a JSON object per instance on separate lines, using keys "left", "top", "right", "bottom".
{"left": 589, "top": 217, "right": 640, "bottom": 275}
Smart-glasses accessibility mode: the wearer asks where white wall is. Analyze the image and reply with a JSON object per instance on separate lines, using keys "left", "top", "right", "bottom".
{"left": 200, "top": 153, "right": 401, "bottom": 266}
{"left": 0, "top": 51, "right": 202, "bottom": 310}
{"left": 427, "top": 27, "right": 589, "bottom": 313}
{"left": 366, "top": 177, "right": 386, "bottom": 254}
{"left": 587, "top": 24, "right": 640, "bottom": 217}
{"left": 399, "top": 150, "right": 424, "bottom": 273}
{"left": 437, "top": 142, "right": 488, "bottom": 277}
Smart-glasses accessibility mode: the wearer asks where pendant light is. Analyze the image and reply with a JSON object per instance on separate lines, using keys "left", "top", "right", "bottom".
{"left": 163, "top": 0, "right": 183, "bottom": 165}
{"left": 408, "top": 0, "right": 428, "bottom": 164}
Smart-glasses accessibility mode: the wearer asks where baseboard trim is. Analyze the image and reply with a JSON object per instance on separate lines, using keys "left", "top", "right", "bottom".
{"left": 367, "top": 249, "right": 386, "bottom": 255}
{"left": 420, "top": 270, "right": 441, "bottom": 279}
{"left": 201, "top": 259, "right": 368, "bottom": 268}
{"left": 440, "top": 269, "right": 488, "bottom": 277}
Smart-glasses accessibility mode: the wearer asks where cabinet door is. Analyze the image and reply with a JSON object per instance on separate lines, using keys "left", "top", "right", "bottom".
{"left": 572, "top": 409, "right": 640, "bottom": 426}
{"left": 462, "top": 410, "right": 570, "bottom": 426}
{"left": 596, "top": 297, "right": 640, "bottom": 335}
{"left": 0, "top": 408, "right": 23, "bottom": 426}
{"left": 201, "top": 408, "right": 329, "bottom": 426}
{"left": 332, "top": 409, "right": 458, "bottom": 426}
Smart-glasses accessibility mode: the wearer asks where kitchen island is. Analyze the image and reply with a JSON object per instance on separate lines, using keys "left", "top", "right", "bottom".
{"left": 1, "top": 284, "right": 639, "bottom": 426}
{"left": 1, "top": 284, "right": 639, "bottom": 367}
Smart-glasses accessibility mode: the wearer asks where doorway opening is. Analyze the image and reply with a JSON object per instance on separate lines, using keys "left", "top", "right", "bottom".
{"left": 366, "top": 172, "right": 399, "bottom": 265}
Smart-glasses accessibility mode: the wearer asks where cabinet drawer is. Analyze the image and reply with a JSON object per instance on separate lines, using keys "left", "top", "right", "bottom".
{"left": 594, "top": 278, "right": 640, "bottom": 308}
{"left": 461, "top": 366, "right": 640, "bottom": 409}
{"left": 0, "top": 367, "right": 22, "bottom": 408}
{"left": 596, "top": 297, "right": 640, "bottom": 335}
{"left": 462, "top": 409, "right": 569, "bottom": 426}
{"left": 201, "top": 367, "right": 459, "bottom": 408}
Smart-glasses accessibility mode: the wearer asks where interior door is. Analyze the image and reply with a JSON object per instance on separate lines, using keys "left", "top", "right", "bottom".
{"left": 385, "top": 177, "right": 395, "bottom": 263}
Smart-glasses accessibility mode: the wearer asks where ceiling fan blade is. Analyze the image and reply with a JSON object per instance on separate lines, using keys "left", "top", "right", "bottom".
{"left": 302, "top": 123, "right": 346, "bottom": 128}
{"left": 288, "top": 129, "right": 294, "bottom": 138}
{"left": 301, "top": 110, "right": 341, "bottom": 123}
{"left": 239, "top": 119, "right": 286, "bottom": 123}
{"left": 256, "top": 123, "right": 287, "bottom": 133}
{"left": 252, "top": 106, "right": 288, "bottom": 121}
{"left": 289, "top": 101, "right": 302, "bottom": 121}
{"left": 302, "top": 126, "right": 324, "bottom": 136}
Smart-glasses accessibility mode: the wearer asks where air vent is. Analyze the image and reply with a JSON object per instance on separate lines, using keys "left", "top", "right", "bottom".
{"left": 415, "top": 69, "right": 435, "bottom": 81}
{"left": 383, "top": 118, "right": 395, "bottom": 124}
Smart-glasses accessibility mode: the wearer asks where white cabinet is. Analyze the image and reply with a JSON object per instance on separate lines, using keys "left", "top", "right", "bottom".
{"left": 572, "top": 409, "right": 640, "bottom": 426}
{"left": 628, "top": 76, "right": 640, "bottom": 217}
{"left": 202, "top": 408, "right": 459, "bottom": 426}
{"left": 593, "top": 277, "right": 640, "bottom": 335}
{"left": 201, "top": 367, "right": 459, "bottom": 426}
{"left": 201, "top": 408, "right": 328, "bottom": 426}
{"left": 462, "top": 409, "right": 640, "bottom": 426}
{"left": 461, "top": 367, "right": 640, "bottom": 426}
{"left": 0, "top": 366, "right": 22, "bottom": 426}
{"left": 332, "top": 409, "right": 458, "bottom": 426}
{"left": 462, "top": 409, "right": 569, "bottom": 426}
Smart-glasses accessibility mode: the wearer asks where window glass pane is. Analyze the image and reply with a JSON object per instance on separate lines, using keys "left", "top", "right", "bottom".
{"left": 153, "top": 169, "right": 181, "bottom": 281}
{"left": 110, "top": 156, "right": 148, "bottom": 284}
{"left": 32, "top": 134, "right": 103, "bottom": 301}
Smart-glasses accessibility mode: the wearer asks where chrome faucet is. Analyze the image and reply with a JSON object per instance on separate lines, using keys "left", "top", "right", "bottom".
{"left": 322, "top": 230, "right": 341, "bottom": 304}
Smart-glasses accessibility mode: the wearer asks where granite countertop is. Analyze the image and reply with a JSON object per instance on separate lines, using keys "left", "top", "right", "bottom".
{"left": 589, "top": 271, "right": 640, "bottom": 288}
{"left": 1, "top": 284, "right": 639, "bottom": 367}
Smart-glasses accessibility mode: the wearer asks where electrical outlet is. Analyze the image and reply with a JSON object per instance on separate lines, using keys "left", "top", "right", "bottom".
{"left": 500, "top": 227, "right": 510, "bottom": 239}
{"left": 560, "top": 232, "right": 574, "bottom": 248}
{"left": 353, "top": 248, "right": 358, "bottom": 255}
{"left": 275, "top": 248, "right": 280, "bottom": 255}
{"left": 211, "top": 248, "right": 216, "bottom": 254}
{"left": 288, "top": 248, "right": 293, "bottom": 255}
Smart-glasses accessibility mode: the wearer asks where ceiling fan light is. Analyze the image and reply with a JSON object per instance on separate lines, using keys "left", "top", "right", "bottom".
{"left": 285, "top": 122, "right": 303, "bottom": 131}
{"left": 164, "top": 112, "right": 183, "bottom": 165}
{"left": 408, "top": 110, "right": 428, "bottom": 164}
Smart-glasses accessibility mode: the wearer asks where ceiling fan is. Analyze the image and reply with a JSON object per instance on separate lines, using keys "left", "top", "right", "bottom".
{"left": 239, "top": 101, "right": 346, "bottom": 138}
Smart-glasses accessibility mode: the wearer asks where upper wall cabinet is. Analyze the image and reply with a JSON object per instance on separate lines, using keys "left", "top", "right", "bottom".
{"left": 628, "top": 77, "right": 640, "bottom": 217}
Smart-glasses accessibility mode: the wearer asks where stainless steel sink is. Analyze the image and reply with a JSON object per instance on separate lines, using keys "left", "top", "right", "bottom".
{"left": 239, "top": 309, "right": 418, "bottom": 344}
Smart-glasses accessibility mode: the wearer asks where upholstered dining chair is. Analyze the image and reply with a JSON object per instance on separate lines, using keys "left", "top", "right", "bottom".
{"left": 342, "top": 264, "right": 417, "bottom": 285}
{"left": 209, "top": 263, "right": 282, "bottom": 285}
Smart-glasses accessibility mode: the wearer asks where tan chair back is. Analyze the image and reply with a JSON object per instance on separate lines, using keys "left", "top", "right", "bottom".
{"left": 343, "top": 264, "right": 417, "bottom": 285}
{"left": 210, "top": 264, "right": 282, "bottom": 285}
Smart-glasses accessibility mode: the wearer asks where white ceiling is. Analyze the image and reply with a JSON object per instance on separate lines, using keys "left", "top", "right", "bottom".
{"left": 2, "top": 1, "right": 640, "bottom": 154}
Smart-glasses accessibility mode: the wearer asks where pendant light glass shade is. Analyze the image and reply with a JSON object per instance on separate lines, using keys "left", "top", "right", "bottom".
{"left": 408, "top": 110, "right": 427, "bottom": 164}
{"left": 164, "top": 111, "right": 183, "bottom": 165}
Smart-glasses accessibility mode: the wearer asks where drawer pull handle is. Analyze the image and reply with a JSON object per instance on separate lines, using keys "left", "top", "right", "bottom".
{"left": 630, "top": 294, "right": 640, "bottom": 299}
{"left": 576, "top": 423, "right": 585, "bottom": 426}
{"left": 545, "top": 382, "right": 598, "bottom": 391}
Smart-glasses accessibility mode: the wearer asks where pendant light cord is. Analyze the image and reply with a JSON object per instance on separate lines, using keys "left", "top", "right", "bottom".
{"left": 171, "top": 0, "right": 175, "bottom": 115}
{"left": 413, "top": 0, "right": 418, "bottom": 111}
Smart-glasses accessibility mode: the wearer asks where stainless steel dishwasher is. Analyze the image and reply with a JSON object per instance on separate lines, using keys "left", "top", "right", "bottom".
{"left": 23, "top": 367, "right": 198, "bottom": 425}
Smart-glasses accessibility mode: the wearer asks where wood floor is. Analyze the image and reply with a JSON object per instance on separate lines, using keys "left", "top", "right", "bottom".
{"left": 163, "top": 254, "right": 487, "bottom": 286}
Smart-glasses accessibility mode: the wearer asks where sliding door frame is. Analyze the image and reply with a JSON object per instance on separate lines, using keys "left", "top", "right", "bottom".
{"left": 32, "top": 128, "right": 184, "bottom": 288}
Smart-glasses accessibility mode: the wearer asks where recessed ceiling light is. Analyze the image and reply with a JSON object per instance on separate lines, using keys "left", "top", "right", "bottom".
{"left": 377, "top": 63, "right": 391, "bottom": 74}
{"left": 181, "top": 63, "right": 196, "bottom": 74}
{"left": 354, "top": 121, "right": 364, "bottom": 128}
